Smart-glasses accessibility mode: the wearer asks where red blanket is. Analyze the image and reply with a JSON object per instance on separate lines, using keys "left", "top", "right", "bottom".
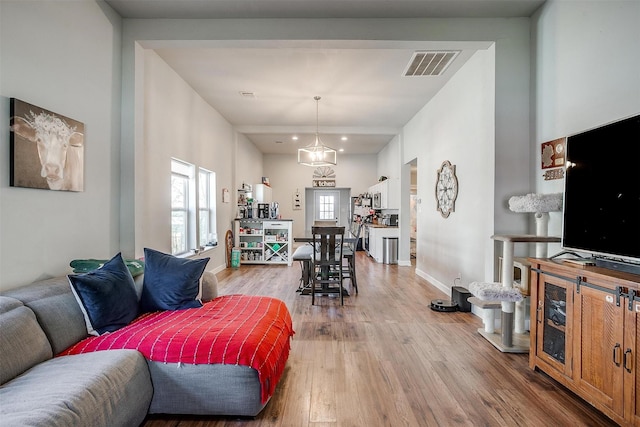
{"left": 60, "top": 295, "right": 294, "bottom": 403}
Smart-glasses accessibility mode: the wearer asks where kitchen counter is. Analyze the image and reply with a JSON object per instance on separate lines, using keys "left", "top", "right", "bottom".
{"left": 365, "top": 225, "right": 400, "bottom": 263}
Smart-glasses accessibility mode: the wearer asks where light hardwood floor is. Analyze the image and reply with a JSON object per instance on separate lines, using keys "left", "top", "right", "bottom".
{"left": 143, "top": 252, "right": 616, "bottom": 427}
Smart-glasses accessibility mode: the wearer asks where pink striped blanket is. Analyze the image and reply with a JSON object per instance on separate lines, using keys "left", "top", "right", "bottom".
{"left": 60, "top": 295, "right": 294, "bottom": 403}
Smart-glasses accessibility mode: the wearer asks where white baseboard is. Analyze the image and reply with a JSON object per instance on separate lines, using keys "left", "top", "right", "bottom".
{"left": 416, "top": 268, "right": 482, "bottom": 320}
{"left": 415, "top": 268, "right": 450, "bottom": 296}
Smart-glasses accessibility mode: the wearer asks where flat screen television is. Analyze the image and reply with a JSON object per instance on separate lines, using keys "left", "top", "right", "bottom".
{"left": 562, "top": 114, "right": 640, "bottom": 272}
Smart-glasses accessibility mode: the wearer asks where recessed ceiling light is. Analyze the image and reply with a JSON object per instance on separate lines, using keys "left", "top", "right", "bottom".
{"left": 341, "top": 136, "right": 348, "bottom": 141}
{"left": 292, "top": 136, "right": 299, "bottom": 141}
{"left": 339, "top": 148, "right": 345, "bottom": 152}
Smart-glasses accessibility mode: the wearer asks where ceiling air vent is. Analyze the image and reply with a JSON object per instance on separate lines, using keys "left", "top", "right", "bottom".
{"left": 404, "top": 51, "right": 460, "bottom": 77}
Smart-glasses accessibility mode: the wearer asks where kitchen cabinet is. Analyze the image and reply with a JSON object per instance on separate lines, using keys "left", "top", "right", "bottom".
{"left": 369, "top": 179, "right": 398, "bottom": 209}
{"left": 367, "top": 225, "right": 399, "bottom": 263}
{"left": 529, "top": 259, "right": 640, "bottom": 426}
{"left": 234, "top": 219, "right": 292, "bottom": 266}
{"left": 254, "top": 184, "right": 272, "bottom": 203}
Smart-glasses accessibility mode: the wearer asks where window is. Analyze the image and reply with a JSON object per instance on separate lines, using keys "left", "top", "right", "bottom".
{"left": 314, "top": 190, "right": 339, "bottom": 221}
{"left": 171, "top": 159, "right": 218, "bottom": 255}
{"left": 198, "top": 168, "right": 217, "bottom": 248}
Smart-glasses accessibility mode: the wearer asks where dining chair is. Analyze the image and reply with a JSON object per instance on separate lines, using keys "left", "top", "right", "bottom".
{"left": 311, "top": 226, "right": 345, "bottom": 305}
{"left": 341, "top": 222, "right": 362, "bottom": 294}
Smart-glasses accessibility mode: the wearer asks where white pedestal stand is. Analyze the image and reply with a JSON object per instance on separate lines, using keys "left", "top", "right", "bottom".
{"left": 488, "top": 234, "right": 561, "bottom": 353}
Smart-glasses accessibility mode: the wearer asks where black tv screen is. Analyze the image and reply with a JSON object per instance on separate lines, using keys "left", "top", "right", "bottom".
{"left": 562, "top": 114, "right": 640, "bottom": 262}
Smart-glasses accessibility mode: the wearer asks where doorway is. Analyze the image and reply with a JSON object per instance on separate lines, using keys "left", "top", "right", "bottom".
{"left": 409, "top": 159, "right": 417, "bottom": 261}
{"left": 304, "top": 188, "right": 351, "bottom": 232}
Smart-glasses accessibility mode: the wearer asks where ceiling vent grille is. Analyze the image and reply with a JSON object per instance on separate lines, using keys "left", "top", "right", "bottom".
{"left": 404, "top": 51, "right": 460, "bottom": 76}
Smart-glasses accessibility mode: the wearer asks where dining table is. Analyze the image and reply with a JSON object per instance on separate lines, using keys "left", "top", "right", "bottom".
{"left": 293, "top": 228, "right": 359, "bottom": 296}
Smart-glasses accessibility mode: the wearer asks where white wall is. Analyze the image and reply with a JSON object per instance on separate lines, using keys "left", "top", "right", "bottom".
{"left": 141, "top": 50, "right": 237, "bottom": 271}
{"left": 120, "top": 18, "right": 535, "bottom": 280}
{"left": 0, "top": 1, "right": 122, "bottom": 290}
{"left": 263, "top": 153, "right": 377, "bottom": 239}
{"left": 532, "top": 0, "right": 640, "bottom": 254}
{"left": 236, "top": 132, "right": 264, "bottom": 194}
{"left": 401, "top": 48, "right": 496, "bottom": 292}
{"left": 7, "top": 4, "right": 632, "bottom": 292}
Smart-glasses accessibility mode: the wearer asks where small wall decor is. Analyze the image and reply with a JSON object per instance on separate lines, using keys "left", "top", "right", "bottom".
{"left": 312, "top": 166, "right": 336, "bottom": 188}
{"left": 10, "top": 98, "right": 84, "bottom": 192}
{"left": 222, "top": 188, "right": 230, "bottom": 203}
{"left": 435, "top": 160, "right": 458, "bottom": 218}
{"left": 541, "top": 138, "right": 566, "bottom": 169}
{"left": 292, "top": 189, "right": 302, "bottom": 210}
{"left": 543, "top": 168, "right": 565, "bottom": 181}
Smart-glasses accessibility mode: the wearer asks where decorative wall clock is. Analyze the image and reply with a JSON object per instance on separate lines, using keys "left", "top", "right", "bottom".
{"left": 435, "top": 160, "right": 458, "bottom": 218}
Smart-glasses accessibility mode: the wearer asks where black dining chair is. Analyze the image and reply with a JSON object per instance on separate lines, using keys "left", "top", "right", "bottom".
{"left": 341, "top": 222, "right": 362, "bottom": 294}
{"left": 311, "top": 226, "right": 345, "bottom": 305}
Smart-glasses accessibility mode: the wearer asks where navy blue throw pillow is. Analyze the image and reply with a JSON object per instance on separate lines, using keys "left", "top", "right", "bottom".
{"left": 68, "top": 252, "right": 139, "bottom": 336}
{"left": 139, "top": 248, "right": 209, "bottom": 312}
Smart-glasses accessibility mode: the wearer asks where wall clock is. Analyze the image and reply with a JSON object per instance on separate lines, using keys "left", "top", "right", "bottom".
{"left": 435, "top": 160, "right": 458, "bottom": 218}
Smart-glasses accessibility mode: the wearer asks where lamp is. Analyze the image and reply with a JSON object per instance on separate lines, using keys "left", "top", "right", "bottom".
{"left": 297, "top": 96, "right": 337, "bottom": 166}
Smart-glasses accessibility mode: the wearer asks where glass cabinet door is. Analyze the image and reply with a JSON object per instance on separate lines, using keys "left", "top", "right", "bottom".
{"left": 535, "top": 272, "right": 574, "bottom": 377}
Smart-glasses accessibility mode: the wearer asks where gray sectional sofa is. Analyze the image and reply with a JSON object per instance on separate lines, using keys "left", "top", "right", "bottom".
{"left": 0, "top": 273, "right": 285, "bottom": 426}
{"left": 0, "top": 281, "right": 152, "bottom": 426}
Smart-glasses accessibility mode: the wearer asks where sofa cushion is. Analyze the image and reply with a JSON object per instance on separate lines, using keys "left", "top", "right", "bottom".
{"left": 200, "top": 270, "right": 218, "bottom": 301}
{"left": 68, "top": 253, "right": 139, "bottom": 336}
{"left": 2, "top": 277, "right": 88, "bottom": 355}
{"left": 139, "top": 248, "right": 208, "bottom": 312}
{"left": 147, "top": 361, "right": 265, "bottom": 416}
{"left": 0, "top": 350, "right": 152, "bottom": 427}
{"left": 0, "top": 296, "right": 52, "bottom": 385}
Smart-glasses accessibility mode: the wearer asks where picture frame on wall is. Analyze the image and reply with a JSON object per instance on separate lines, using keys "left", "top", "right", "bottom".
{"left": 9, "top": 98, "right": 85, "bottom": 192}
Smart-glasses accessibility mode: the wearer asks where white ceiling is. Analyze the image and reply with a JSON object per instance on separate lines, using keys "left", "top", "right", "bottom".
{"left": 106, "top": 0, "right": 545, "bottom": 155}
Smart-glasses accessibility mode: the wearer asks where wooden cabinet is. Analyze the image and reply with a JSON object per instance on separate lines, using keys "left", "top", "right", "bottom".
{"left": 530, "top": 259, "right": 640, "bottom": 426}
{"left": 234, "top": 219, "right": 292, "bottom": 266}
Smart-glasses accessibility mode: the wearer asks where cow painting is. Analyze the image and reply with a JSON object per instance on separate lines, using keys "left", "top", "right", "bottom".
{"left": 10, "top": 99, "right": 84, "bottom": 192}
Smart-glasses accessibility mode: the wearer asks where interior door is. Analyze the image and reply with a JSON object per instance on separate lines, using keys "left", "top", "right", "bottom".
{"left": 314, "top": 190, "right": 340, "bottom": 223}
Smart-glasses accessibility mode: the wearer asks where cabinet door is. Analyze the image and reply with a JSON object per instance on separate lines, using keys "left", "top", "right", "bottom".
{"left": 533, "top": 272, "right": 574, "bottom": 378}
{"left": 573, "top": 278, "right": 625, "bottom": 417}
{"left": 367, "top": 227, "right": 375, "bottom": 258}
{"left": 624, "top": 297, "right": 640, "bottom": 425}
{"left": 379, "top": 180, "right": 388, "bottom": 209}
{"left": 254, "top": 184, "right": 272, "bottom": 203}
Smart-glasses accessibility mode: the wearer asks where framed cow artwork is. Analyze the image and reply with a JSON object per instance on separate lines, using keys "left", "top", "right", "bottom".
{"left": 9, "top": 98, "right": 84, "bottom": 192}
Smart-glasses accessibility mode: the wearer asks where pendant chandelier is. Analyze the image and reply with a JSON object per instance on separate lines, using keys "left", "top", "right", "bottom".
{"left": 297, "top": 96, "right": 337, "bottom": 167}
